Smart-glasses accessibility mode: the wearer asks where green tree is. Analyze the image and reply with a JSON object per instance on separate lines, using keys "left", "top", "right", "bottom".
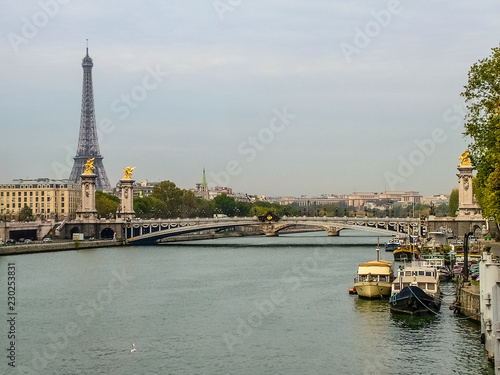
{"left": 180, "top": 190, "right": 204, "bottom": 218}
{"left": 152, "top": 181, "right": 184, "bottom": 217}
{"left": 19, "top": 205, "right": 33, "bottom": 221}
{"left": 413, "top": 203, "right": 430, "bottom": 218}
{"left": 236, "top": 201, "right": 252, "bottom": 216}
{"left": 146, "top": 180, "right": 212, "bottom": 218}
{"left": 213, "top": 194, "right": 237, "bottom": 216}
{"left": 448, "top": 189, "right": 459, "bottom": 217}
{"left": 95, "top": 191, "right": 120, "bottom": 218}
{"left": 435, "top": 203, "right": 449, "bottom": 217}
{"left": 462, "top": 45, "right": 500, "bottom": 220}
{"left": 133, "top": 196, "right": 166, "bottom": 218}
{"left": 197, "top": 198, "right": 214, "bottom": 217}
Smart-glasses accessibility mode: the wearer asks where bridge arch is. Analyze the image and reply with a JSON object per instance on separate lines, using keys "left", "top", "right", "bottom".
{"left": 101, "top": 227, "right": 115, "bottom": 239}
{"left": 124, "top": 216, "right": 424, "bottom": 245}
{"left": 472, "top": 225, "right": 483, "bottom": 238}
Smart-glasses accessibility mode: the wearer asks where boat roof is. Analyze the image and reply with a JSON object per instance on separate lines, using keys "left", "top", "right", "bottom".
{"left": 359, "top": 260, "right": 392, "bottom": 267}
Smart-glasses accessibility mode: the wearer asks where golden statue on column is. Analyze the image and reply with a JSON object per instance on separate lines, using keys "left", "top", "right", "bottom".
{"left": 83, "top": 158, "right": 96, "bottom": 174}
{"left": 458, "top": 150, "right": 471, "bottom": 167}
{"left": 123, "top": 166, "right": 135, "bottom": 180}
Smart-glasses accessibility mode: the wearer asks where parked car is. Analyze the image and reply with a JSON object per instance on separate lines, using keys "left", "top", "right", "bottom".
{"left": 25, "top": 239, "right": 33, "bottom": 244}
{"left": 6, "top": 239, "right": 15, "bottom": 245}
{"left": 18, "top": 238, "right": 25, "bottom": 243}
{"left": 42, "top": 238, "right": 52, "bottom": 243}
{"left": 0, "top": 240, "right": 4, "bottom": 246}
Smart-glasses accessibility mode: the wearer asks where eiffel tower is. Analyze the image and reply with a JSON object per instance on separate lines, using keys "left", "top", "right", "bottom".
{"left": 69, "top": 46, "right": 111, "bottom": 190}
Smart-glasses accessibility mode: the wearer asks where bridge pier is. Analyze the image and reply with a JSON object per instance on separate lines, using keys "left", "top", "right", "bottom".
{"left": 264, "top": 231, "right": 279, "bottom": 237}
{"left": 259, "top": 223, "right": 287, "bottom": 237}
{"left": 327, "top": 228, "right": 340, "bottom": 236}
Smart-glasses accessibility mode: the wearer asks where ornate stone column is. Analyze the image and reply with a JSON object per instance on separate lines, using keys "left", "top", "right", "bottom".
{"left": 118, "top": 166, "right": 135, "bottom": 220}
{"left": 457, "top": 150, "right": 481, "bottom": 218}
{"left": 75, "top": 158, "right": 98, "bottom": 221}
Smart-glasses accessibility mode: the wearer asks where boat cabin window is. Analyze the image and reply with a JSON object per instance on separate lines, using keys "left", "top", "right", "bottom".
{"left": 428, "top": 284, "right": 435, "bottom": 291}
{"left": 393, "top": 284, "right": 400, "bottom": 291}
{"left": 405, "top": 271, "right": 411, "bottom": 276}
{"left": 425, "top": 271, "right": 432, "bottom": 276}
{"left": 419, "top": 271, "right": 425, "bottom": 276}
{"left": 418, "top": 283, "right": 426, "bottom": 289}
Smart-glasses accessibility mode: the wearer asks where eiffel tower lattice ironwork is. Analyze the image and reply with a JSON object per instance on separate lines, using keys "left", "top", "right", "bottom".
{"left": 69, "top": 47, "right": 111, "bottom": 190}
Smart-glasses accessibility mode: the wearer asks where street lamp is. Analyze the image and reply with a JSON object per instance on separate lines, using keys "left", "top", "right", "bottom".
{"left": 463, "top": 231, "right": 474, "bottom": 281}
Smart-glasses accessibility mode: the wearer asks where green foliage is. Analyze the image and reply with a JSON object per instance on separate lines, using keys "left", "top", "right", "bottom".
{"left": 152, "top": 181, "right": 184, "bottom": 215}
{"left": 134, "top": 180, "right": 213, "bottom": 219}
{"left": 133, "top": 196, "right": 167, "bottom": 218}
{"left": 252, "top": 201, "right": 298, "bottom": 217}
{"left": 210, "top": 195, "right": 298, "bottom": 217}
{"left": 448, "top": 189, "right": 459, "bottom": 217}
{"left": 19, "top": 205, "right": 33, "bottom": 221}
{"left": 435, "top": 203, "right": 449, "bottom": 217}
{"left": 213, "top": 194, "right": 237, "bottom": 216}
{"left": 95, "top": 191, "right": 120, "bottom": 218}
{"left": 313, "top": 204, "right": 345, "bottom": 217}
{"left": 462, "top": 45, "right": 500, "bottom": 221}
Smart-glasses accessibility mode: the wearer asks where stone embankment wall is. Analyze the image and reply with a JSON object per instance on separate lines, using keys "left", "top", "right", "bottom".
{"left": 457, "top": 282, "right": 481, "bottom": 321}
{"left": 0, "top": 240, "right": 123, "bottom": 256}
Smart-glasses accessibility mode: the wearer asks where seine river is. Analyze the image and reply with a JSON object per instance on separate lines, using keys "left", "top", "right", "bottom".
{"left": 0, "top": 231, "right": 493, "bottom": 375}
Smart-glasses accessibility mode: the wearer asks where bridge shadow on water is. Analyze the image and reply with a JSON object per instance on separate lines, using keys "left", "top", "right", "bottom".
{"left": 161, "top": 242, "right": 378, "bottom": 248}
{"left": 158, "top": 231, "right": 390, "bottom": 247}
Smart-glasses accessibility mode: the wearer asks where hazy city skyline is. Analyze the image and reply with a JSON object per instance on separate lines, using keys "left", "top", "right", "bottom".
{"left": 1, "top": 1, "right": 499, "bottom": 197}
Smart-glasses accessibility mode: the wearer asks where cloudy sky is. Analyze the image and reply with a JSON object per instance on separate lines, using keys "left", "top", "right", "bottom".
{"left": 1, "top": 1, "right": 499, "bottom": 197}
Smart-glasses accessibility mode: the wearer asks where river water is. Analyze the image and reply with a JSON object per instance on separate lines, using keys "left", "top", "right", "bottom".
{"left": 0, "top": 231, "right": 493, "bottom": 375}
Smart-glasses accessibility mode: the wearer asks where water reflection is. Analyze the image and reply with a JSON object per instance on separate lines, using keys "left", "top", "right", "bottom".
{"left": 354, "top": 297, "right": 389, "bottom": 314}
{"left": 390, "top": 311, "right": 440, "bottom": 329}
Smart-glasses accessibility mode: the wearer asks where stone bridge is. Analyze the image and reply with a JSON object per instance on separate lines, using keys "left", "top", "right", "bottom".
{"left": 57, "top": 216, "right": 425, "bottom": 245}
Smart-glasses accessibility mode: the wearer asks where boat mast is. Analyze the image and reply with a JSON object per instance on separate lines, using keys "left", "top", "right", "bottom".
{"left": 376, "top": 237, "right": 380, "bottom": 261}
